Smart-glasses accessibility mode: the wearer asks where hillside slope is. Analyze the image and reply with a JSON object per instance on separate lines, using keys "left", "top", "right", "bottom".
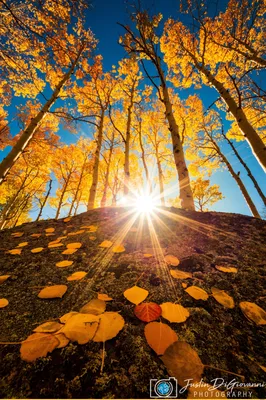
{"left": 0, "top": 207, "right": 265, "bottom": 399}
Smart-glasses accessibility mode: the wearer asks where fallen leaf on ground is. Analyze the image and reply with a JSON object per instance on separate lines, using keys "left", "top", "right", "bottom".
{"left": 31, "top": 247, "right": 44, "bottom": 253}
{"left": 67, "top": 271, "right": 87, "bottom": 281}
{"left": 56, "top": 260, "right": 73, "bottom": 268}
{"left": 38, "top": 285, "right": 67, "bottom": 299}
{"left": 211, "top": 288, "right": 235, "bottom": 309}
{"left": 80, "top": 299, "right": 106, "bottom": 315}
{"left": 54, "top": 333, "right": 70, "bottom": 348}
{"left": 8, "top": 249, "right": 22, "bottom": 255}
{"left": 11, "top": 232, "right": 24, "bottom": 237}
{"left": 161, "top": 341, "right": 204, "bottom": 386}
{"left": 92, "top": 312, "right": 125, "bottom": 342}
{"left": 46, "top": 233, "right": 55, "bottom": 236}
{"left": 33, "top": 321, "right": 63, "bottom": 333}
{"left": 17, "top": 242, "right": 28, "bottom": 247}
{"left": 62, "top": 248, "right": 77, "bottom": 255}
{"left": 89, "top": 236, "right": 96, "bottom": 240}
{"left": 20, "top": 333, "right": 59, "bottom": 362}
{"left": 165, "top": 255, "right": 180, "bottom": 266}
{"left": 134, "top": 302, "right": 162, "bottom": 322}
{"left": 98, "top": 293, "right": 113, "bottom": 301}
{"left": 144, "top": 322, "right": 178, "bottom": 355}
{"left": 45, "top": 228, "right": 55, "bottom": 233}
{"left": 60, "top": 313, "right": 99, "bottom": 344}
{"left": 68, "top": 230, "right": 85, "bottom": 236}
{"left": 60, "top": 311, "right": 78, "bottom": 324}
{"left": 170, "top": 269, "right": 192, "bottom": 279}
{"left": 112, "top": 244, "right": 125, "bottom": 253}
{"left": 31, "top": 233, "right": 41, "bottom": 238}
{"left": 99, "top": 240, "right": 113, "bottom": 248}
{"left": 215, "top": 265, "right": 238, "bottom": 273}
{"left": 0, "top": 275, "right": 10, "bottom": 284}
{"left": 48, "top": 243, "right": 63, "bottom": 248}
{"left": 160, "top": 302, "right": 190, "bottom": 323}
{"left": 66, "top": 242, "right": 82, "bottom": 249}
{"left": 123, "top": 285, "right": 149, "bottom": 305}
{"left": 185, "top": 286, "right": 209, "bottom": 301}
{"left": 239, "top": 301, "right": 266, "bottom": 325}
{"left": 182, "top": 283, "right": 188, "bottom": 289}
{"left": 143, "top": 253, "right": 153, "bottom": 258}
{"left": 63, "top": 217, "right": 71, "bottom": 222}
{"left": 0, "top": 298, "right": 9, "bottom": 308}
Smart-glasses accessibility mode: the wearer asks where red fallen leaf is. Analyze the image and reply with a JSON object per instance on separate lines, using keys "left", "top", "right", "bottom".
{"left": 134, "top": 302, "right": 162, "bottom": 322}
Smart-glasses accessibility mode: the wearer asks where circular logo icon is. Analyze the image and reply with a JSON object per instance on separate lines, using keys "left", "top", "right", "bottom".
{"left": 155, "top": 380, "right": 173, "bottom": 397}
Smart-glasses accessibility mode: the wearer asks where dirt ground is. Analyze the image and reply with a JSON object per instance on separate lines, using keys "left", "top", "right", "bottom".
{"left": 0, "top": 207, "right": 265, "bottom": 399}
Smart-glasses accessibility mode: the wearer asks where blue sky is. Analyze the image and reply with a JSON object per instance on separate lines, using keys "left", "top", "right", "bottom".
{"left": 1, "top": 0, "right": 265, "bottom": 219}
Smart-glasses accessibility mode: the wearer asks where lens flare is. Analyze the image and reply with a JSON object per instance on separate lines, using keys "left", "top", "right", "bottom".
{"left": 135, "top": 195, "right": 156, "bottom": 213}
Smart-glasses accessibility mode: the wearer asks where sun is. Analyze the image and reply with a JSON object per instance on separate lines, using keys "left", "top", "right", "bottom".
{"left": 135, "top": 195, "right": 156, "bottom": 213}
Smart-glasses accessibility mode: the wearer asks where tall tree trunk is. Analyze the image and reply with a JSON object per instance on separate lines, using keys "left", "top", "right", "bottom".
{"left": 36, "top": 179, "right": 52, "bottom": 222}
{"left": 155, "top": 148, "right": 165, "bottom": 206}
{"left": 13, "top": 195, "right": 30, "bottom": 228}
{"left": 74, "top": 192, "right": 82, "bottom": 216}
{"left": 189, "top": 54, "right": 266, "bottom": 170}
{"left": 68, "top": 162, "right": 86, "bottom": 216}
{"left": 87, "top": 111, "right": 104, "bottom": 210}
{"left": 213, "top": 142, "right": 261, "bottom": 218}
{"left": 55, "top": 175, "right": 71, "bottom": 219}
{"left": 222, "top": 133, "right": 266, "bottom": 207}
{"left": 0, "top": 46, "right": 85, "bottom": 184}
{"left": 123, "top": 83, "right": 136, "bottom": 196}
{"left": 101, "top": 145, "right": 114, "bottom": 208}
{"left": 138, "top": 119, "right": 152, "bottom": 193}
{"left": 159, "top": 78, "right": 195, "bottom": 210}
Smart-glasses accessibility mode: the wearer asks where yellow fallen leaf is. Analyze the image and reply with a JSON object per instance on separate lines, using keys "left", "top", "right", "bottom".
{"left": 20, "top": 333, "right": 59, "bottom": 362}
{"left": 112, "top": 244, "right": 125, "bottom": 253}
{"left": 123, "top": 285, "right": 149, "bottom": 305}
{"left": 46, "top": 233, "right": 55, "bottom": 236}
{"left": 0, "top": 275, "right": 10, "bottom": 285}
{"left": 62, "top": 248, "right": 77, "bottom": 255}
{"left": 67, "top": 271, "right": 87, "bottom": 281}
{"left": 45, "top": 228, "right": 55, "bottom": 233}
{"left": 38, "top": 285, "right": 67, "bottom": 299}
{"left": 31, "top": 233, "right": 42, "bottom": 238}
{"left": 182, "top": 282, "right": 188, "bottom": 289}
{"left": 57, "top": 236, "right": 67, "bottom": 240}
{"left": 56, "top": 260, "right": 73, "bottom": 268}
{"left": 144, "top": 321, "right": 178, "bottom": 355}
{"left": 80, "top": 299, "right": 106, "bottom": 315}
{"left": 143, "top": 253, "right": 153, "bottom": 258}
{"left": 93, "top": 312, "right": 125, "bottom": 342}
{"left": 68, "top": 230, "right": 85, "bottom": 236}
{"left": 0, "top": 298, "right": 9, "bottom": 308}
{"left": 33, "top": 321, "right": 63, "bottom": 333}
{"left": 31, "top": 247, "right": 44, "bottom": 253}
{"left": 99, "top": 240, "right": 113, "bottom": 248}
{"left": 17, "top": 242, "right": 28, "bottom": 247}
{"left": 8, "top": 249, "right": 22, "bottom": 255}
{"left": 215, "top": 265, "right": 238, "bottom": 273}
{"left": 54, "top": 333, "right": 70, "bottom": 348}
{"left": 97, "top": 293, "right": 113, "bottom": 301}
{"left": 165, "top": 255, "right": 180, "bottom": 266}
{"left": 89, "top": 236, "right": 96, "bottom": 241}
{"left": 239, "top": 301, "right": 266, "bottom": 325}
{"left": 170, "top": 269, "right": 192, "bottom": 279}
{"left": 66, "top": 242, "right": 82, "bottom": 249}
{"left": 60, "top": 313, "right": 99, "bottom": 344}
{"left": 48, "top": 243, "right": 63, "bottom": 248}
{"left": 185, "top": 286, "right": 209, "bottom": 301}
{"left": 160, "top": 302, "right": 190, "bottom": 323}
{"left": 161, "top": 341, "right": 204, "bottom": 387}
{"left": 60, "top": 311, "right": 78, "bottom": 324}
{"left": 211, "top": 288, "right": 235, "bottom": 309}
{"left": 63, "top": 217, "right": 71, "bottom": 222}
{"left": 11, "top": 232, "right": 24, "bottom": 237}
{"left": 88, "top": 225, "right": 98, "bottom": 232}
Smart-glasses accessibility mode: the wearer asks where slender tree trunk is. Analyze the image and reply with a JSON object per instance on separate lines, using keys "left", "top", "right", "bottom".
{"left": 55, "top": 175, "right": 71, "bottom": 219}
{"left": 155, "top": 148, "right": 165, "bottom": 206}
{"left": 123, "top": 84, "right": 135, "bottom": 196}
{"left": 222, "top": 133, "right": 266, "bottom": 207}
{"left": 0, "top": 46, "right": 85, "bottom": 184}
{"left": 213, "top": 142, "right": 261, "bottom": 218}
{"left": 192, "top": 57, "right": 266, "bottom": 170}
{"left": 36, "top": 179, "right": 52, "bottom": 222}
{"left": 87, "top": 111, "right": 104, "bottom": 210}
{"left": 68, "top": 163, "right": 85, "bottom": 216}
{"left": 160, "top": 79, "right": 195, "bottom": 210}
{"left": 74, "top": 192, "right": 82, "bottom": 216}
{"left": 101, "top": 145, "right": 113, "bottom": 208}
{"left": 138, "top": 119, "right": 152, "bottom": 193}
{"left": 13, "top": 196, "right": 30, "bottom": 228}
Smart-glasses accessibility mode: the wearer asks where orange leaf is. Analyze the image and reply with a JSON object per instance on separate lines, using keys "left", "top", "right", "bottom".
{"left": 144, "top": 322, "right": 178, "bottom": 355}
{"left": 134, "top": 302, "right": 162, "bottom": 322}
